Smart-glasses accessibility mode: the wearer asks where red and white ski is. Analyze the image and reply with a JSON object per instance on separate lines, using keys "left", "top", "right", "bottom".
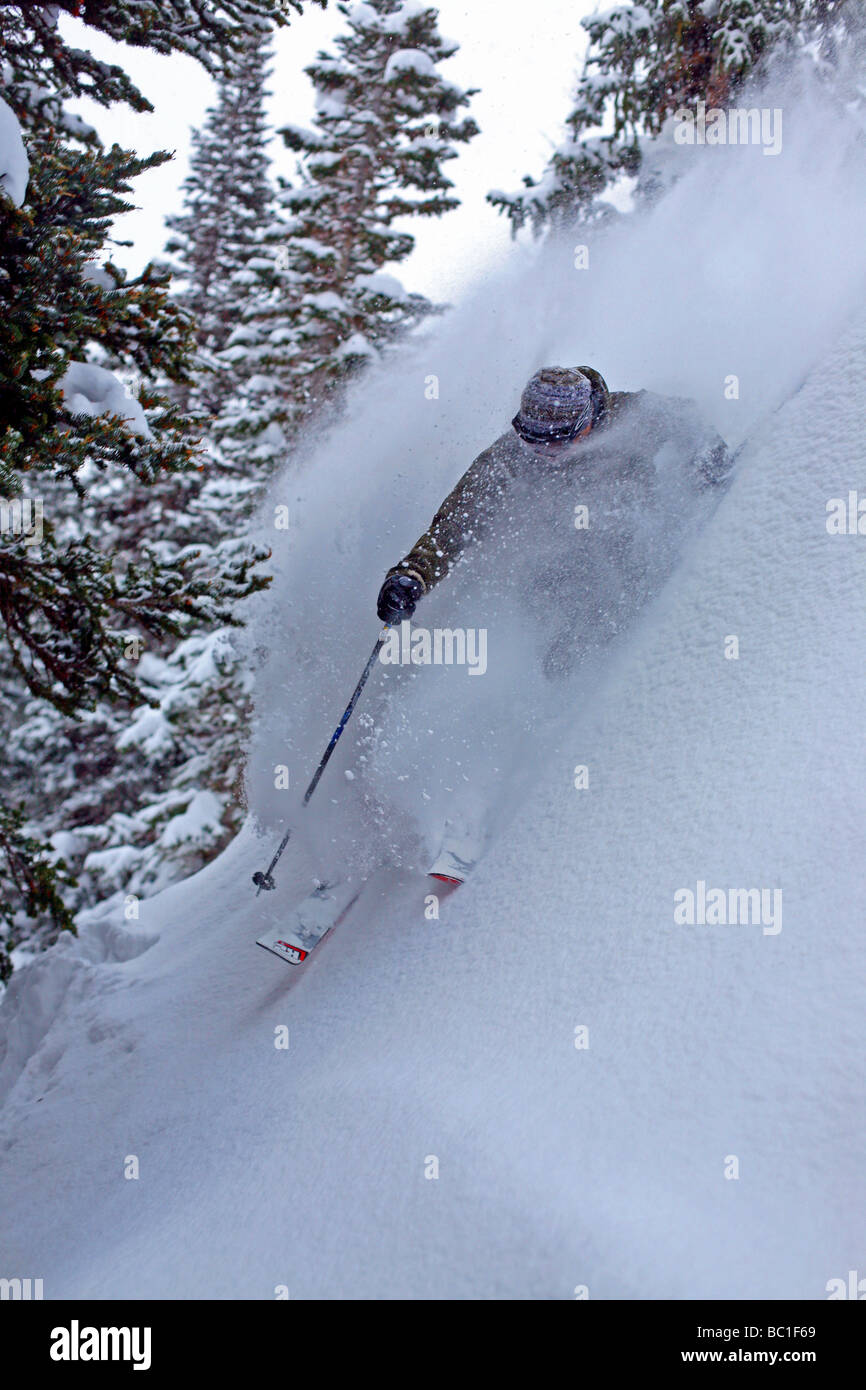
{"left": 256, "top": 881, "right": 362, "bottom": 967}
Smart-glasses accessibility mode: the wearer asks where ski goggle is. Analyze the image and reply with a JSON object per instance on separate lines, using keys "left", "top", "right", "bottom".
{"left": 512, "top": 400, "right": 594, "bottom": 446}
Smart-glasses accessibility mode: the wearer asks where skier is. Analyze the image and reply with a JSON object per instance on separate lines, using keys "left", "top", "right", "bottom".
{"left": 375, "top": 364, "right": 732, "bottom": 883}
{"left": 257, "top": 366, "right": 732, "bottom": 961}
{"left": 376, "top": 365, "right": 731, "bottom": 630}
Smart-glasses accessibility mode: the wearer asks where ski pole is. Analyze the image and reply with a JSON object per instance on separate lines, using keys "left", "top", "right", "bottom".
{"left": 252, "top": 627, "right": 389, "bottom": 894}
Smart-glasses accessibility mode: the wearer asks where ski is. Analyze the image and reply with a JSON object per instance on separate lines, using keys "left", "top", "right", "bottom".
{"left": 427, "top": 816, "right": 482, "bottom": 886}
{"left": 256, "top": 881, "right": 363, "bottom": 967}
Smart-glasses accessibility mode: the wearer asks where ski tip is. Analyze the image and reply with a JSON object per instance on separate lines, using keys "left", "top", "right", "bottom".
{"left": 428, "top": 872, "right": 464, "bottom": 887}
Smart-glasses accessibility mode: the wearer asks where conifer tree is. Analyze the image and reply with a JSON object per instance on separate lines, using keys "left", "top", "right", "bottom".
{"left": 209, "top": 238, "right": 301, "bottom": 477}
{"left": 271, "top": 0, "right": 479, "bottom": 424}
{"left": 488, "top": 0, "right": 848, "bottom": 236}
{"left": 164, "top": 31, "right": 277, "bottom": 419}
{"left": 0, "top": 1, "right": 321, "bottom": 971}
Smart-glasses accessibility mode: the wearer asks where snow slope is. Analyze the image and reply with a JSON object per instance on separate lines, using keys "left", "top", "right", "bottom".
{"left": 2, "top": 63, "right": 865, "bottom": 1300}
{"left": 1, "top": 313, "right": 864, "bottom": 1299}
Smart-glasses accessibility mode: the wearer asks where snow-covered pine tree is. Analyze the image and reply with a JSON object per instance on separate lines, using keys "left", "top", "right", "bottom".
{"left": 164, "top": 30, "right": 278, "bottom": 421}
{"left": 0, "top": 3, "right": 308, "bottom": 973}
{"left": 208, "top": 228, "right": 302, "bottom": 479}
{"left": 272, "top": 0, "right": 479, "bottom": 425}
{"left": 0, "top": 135, "right": 268, "bottom": 970}
{"left": 487, "top": 0, "right": 840, "bottom": 237}
{"left": 0, "top": 802, "right": 76, "bottom": 984}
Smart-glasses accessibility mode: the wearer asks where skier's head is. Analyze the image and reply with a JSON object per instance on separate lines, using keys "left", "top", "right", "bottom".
{"left": 512, "top": 366, "right": 610, "bottom": 459}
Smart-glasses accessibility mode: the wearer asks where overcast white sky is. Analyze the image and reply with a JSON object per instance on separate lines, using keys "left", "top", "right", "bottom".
{"left": 63, "top": 0, "right": 594, "bottom": 300}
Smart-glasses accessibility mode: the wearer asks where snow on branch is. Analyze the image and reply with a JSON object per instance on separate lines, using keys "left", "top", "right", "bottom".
{"left": 0, "top": 95, "right": 29, "bottom": 206}
{"left": 61, "top": 362, "right": 153, "bottom": 441}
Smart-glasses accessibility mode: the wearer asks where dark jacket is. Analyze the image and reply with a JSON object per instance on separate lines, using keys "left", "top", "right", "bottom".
{"left": 385, "top": 367, "right": 731, "bottom": 595}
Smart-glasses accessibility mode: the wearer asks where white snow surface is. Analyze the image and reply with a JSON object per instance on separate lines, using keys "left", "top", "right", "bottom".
{"left": 156, "top": 790, "right": 223, "bottom": 849}
{"left": 60, "top": 361, "right": 153, "bottom": 440}
{"left": 348, "top": 0, "right": 430, "bottom": 34}
{"left": 1, "top": 65, "right": 865, "bottom": 1299}
{"left": 0, "top": 94, "right": 29, "bottom": 206}
{"left": 81, "top": 261, "right": 117, "bottom": 292}
{"left": 355, "top": 270, "right": 409, "bottom": 302}
{"left": 384, "top": 49, "right": 438, "bottom": 82}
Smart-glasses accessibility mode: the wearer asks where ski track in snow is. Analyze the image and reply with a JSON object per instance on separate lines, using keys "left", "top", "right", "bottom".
{"left": 2, "top": 316, "right": 865, "bottom": 1298}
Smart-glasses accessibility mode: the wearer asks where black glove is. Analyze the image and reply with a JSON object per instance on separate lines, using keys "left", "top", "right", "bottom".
{"left": 377, "top": 572, "right": 425, "bottom": 624}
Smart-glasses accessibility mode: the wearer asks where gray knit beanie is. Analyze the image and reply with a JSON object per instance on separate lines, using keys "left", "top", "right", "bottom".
{"left": 512, "top": 367, "right": 594, "bottom": 443}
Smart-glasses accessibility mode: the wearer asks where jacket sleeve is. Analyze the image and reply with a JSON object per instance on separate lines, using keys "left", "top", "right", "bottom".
{"left": 385, "top": 436, "right": 517, "bottom": 594}
{"left": 627, "top": 390, "right": 733, "bottom": 490}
